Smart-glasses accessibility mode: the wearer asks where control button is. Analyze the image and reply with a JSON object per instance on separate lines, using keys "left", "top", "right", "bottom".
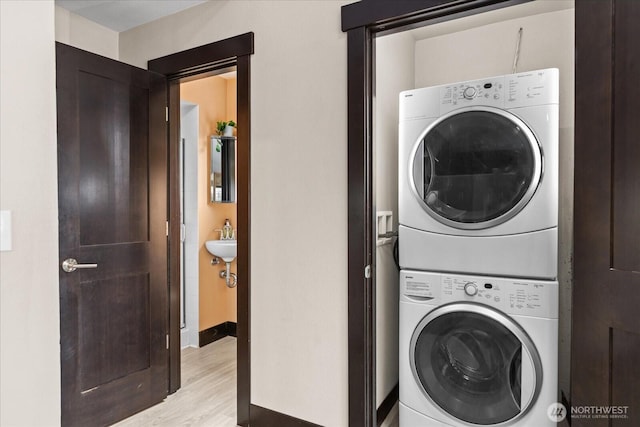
{"left": 463, "top": 86, "right": 476, "bottom": 99}
{"left": 494, "top": 94, "right": 500, "bottom": 100}
{"left": 464, "top": 282, "right": 478, "bottom": 296}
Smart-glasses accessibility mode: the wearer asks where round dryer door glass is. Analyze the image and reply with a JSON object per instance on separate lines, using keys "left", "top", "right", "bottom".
{"left": 411, "top": 107, "right": 541, "bottom": 229}
{"left": 410, "top": 305, "right": 542, "bottom": 425}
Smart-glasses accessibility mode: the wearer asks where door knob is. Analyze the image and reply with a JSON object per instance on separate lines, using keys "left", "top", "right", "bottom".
{"left": 62, "top": 258, "right": 98, "bottom": 273}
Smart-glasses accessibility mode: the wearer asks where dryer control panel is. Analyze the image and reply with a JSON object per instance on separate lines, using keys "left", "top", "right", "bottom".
{"left": 440, "top": 79, "right": 504, "bottom": 112}
{"left": 399, "top": 68, "right": 559, "bottom": 120}
{"left": 438, "top": 68, "right": 559, "bottom": 115}
{"left": 401, "top": 270, "right": 559, "bottom": 319}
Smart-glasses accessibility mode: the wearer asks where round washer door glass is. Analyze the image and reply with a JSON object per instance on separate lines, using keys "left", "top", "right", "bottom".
{"left": 411, "top": 307, "right": 540, "bottom": 425}
{"left": 411, "top": 108, "right": 541, "bottom": 229}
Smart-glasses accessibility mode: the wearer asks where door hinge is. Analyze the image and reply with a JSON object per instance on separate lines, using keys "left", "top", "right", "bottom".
{"left": 166, "top": 221, "right": 169, "bottom": 237}
{"left": 166, "top": 334, "right": 170, "bottom": 349}
{"left": 165, "top": 106, "right": 169, "bottom": 122}
{"left": 364, "top": 264, "right": 371, "bottom": 279}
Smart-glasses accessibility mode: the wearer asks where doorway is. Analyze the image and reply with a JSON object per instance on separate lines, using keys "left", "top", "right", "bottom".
{"left": 176, "top": 71, "right": 240, "bottom": 422}
{"left": 342, "top": 1, "right": 575, "bottom": 425}
{"left": 148, "top": 32, "right": 253, "bottom": 426}
{"left": 179, "top": 70, "right": 238, "bottom": 351}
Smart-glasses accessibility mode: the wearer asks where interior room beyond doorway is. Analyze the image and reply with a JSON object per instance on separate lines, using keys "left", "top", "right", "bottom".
{"left": 179, "top": 71, "right": 239, "bottom": 351}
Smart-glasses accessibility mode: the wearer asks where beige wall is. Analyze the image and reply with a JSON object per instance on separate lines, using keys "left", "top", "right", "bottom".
{"left": 119, "top": 2, "right": 350, "bottom": 424}
{"left": 181, "top": 76, "right": 238, "bottom": 330}
{"left": 374, "top": 31, "right": 415, "bottom": 407}
{"left": 55, "top": 4, "right": 119, "bottom": 60}
{"left": 413, "top": 5, "right": 575, "bottom": 399}
{"left": 0, "top": 1, "right": 61, "bottom": 425}
{"left": 414, "top": 7, "right": 574, "bottom": 131}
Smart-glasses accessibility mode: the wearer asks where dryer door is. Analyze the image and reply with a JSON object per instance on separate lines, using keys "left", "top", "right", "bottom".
{"left": 409, "top": 106, "right": 542, "bottom": 230}
{"left": 409, "top": 303, "right": 542, "bottom": 425}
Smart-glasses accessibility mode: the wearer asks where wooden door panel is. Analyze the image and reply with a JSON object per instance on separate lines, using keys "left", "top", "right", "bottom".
{"left": 78, "top": 273, "right": 151, "bottom": 390}
{"left": 573, "top": 1, "right": 640, "bottom": 425}
{"left": 612, "top": 0, "right": 640, "bottom": 273}
{"left": 77, "top": 71, "right": 150, "bottom": 246}
{"left": 57, "top": 42, "right": 167, "bottom": 426}
{"left": 611, "top": 329, "right": 640, "bottom": 426}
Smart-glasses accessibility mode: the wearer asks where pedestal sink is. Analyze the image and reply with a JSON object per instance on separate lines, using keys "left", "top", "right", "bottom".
{"left": 205, "top": 240, "right": 237, "bottom": 262}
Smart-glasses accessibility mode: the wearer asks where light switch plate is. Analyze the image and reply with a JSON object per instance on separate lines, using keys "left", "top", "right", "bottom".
{"left": 0, "top": 210, "right": 12, "bottom": 251}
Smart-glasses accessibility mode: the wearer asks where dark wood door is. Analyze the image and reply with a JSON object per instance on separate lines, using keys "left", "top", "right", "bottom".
{"left": 56, "top": 43, "right": 168, "bottom": 426}
{"left": 572, "top": 1, "right": 640, "bottom": 425}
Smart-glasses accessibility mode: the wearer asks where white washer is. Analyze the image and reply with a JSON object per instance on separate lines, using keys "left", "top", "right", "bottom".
{"left": 398, "top": 69, "right": 559, "bottom": 279}
{"left": 399, "top": 270, "right": 558, "bottom": 427}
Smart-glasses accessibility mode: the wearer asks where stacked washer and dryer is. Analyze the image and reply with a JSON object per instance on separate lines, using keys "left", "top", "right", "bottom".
{"left": 398, "top": 69, "right": 560, "bottom": 426}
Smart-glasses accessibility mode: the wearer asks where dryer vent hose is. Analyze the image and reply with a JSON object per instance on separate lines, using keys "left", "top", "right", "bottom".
{"left": 393, "top": 237, "right": 400, "bottom": 271}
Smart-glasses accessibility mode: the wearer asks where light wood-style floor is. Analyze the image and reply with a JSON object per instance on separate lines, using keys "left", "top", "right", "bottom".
{"left": 380, "top": 402, "right": 399, "bottom": 427}
{"left": 114, "top": 335, "right": 400, "bottom": 427}
{"left": 114, "top": 336, "right": 238, "bottom": 427}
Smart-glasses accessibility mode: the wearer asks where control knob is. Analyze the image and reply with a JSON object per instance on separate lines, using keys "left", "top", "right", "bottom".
{"left": 464, "top": 282, "right": 478, "bottom": 296}
{"left": 463, "top": 86, "right": 477, "bottom": 99}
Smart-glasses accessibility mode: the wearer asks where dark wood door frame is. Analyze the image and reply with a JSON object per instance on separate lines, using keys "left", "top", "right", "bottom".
{"left": 341, "top": 1, "right": 534, "bottom": 425}
{"left": 148, "top": 32, "right": 253, "bottom": 427}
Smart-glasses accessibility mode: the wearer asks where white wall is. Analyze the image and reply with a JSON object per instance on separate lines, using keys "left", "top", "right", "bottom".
{"left": 374, "top": 31, "right": 415, "bottom": 407}
{"left": 55, "top": 5, "right": 119, "bottom": 60}
{"left": 180, "top": 102, "right": 200, "bottom": 348}
{"left": 413, "top": 5, "right": 575, "bottom": 399}
{"left": 0, "top": 1, "right": 61, "bottom": 425}
{"left": 120, "top": 2, "right": 350, "bottom": 425}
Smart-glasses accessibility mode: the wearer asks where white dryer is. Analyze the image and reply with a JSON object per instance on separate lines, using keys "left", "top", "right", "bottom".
{"left": 399, "top": 270, "right": 558, "bottom": 426}
{"left": 398, "top": 69, "right": 559, "bottom": 279}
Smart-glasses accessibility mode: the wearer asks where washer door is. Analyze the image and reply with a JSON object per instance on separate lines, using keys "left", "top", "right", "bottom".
{"left": 409, "top": 107, "right": 542, "bottom": 230}
{"left": 410, "top": 303, "right": 542, "bottom": 425}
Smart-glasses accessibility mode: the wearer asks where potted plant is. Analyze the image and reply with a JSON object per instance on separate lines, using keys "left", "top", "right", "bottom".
{"left": 216, "top": 120, "right": 236, "bottom": 137}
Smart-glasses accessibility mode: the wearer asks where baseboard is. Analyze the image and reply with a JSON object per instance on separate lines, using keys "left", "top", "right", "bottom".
{"left": 199, "top": 321, "right": 237, "bottom": 347}
{"left": 377, "top": 383, "right": 399, "bottom": 426}
{"left": 250, "top": 404, "right": 321, "bottom": 427}
{"left": 180, "top": 327, "right": 189, "bottom": 349}
{"left": 227, "top": 320, "right": 237, "bottom": 337}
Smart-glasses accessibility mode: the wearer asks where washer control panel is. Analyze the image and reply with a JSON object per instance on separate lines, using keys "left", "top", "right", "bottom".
{"left": 401, "top": 270, "right": 558, "bottom": 319}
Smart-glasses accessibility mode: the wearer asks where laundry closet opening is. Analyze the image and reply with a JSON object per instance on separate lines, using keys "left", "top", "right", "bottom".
{"left": 371, "top": 0, "right": 574, "bottom": 424}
